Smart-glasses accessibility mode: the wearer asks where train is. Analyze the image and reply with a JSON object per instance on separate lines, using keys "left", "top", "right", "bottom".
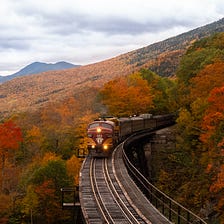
{"left": 87, "top": 113, "right": 175, "bottom": 157}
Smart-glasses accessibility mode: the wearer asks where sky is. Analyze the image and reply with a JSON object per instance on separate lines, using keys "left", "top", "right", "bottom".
{"left": 1, "top": 0, "right": 224, "bottom": 76}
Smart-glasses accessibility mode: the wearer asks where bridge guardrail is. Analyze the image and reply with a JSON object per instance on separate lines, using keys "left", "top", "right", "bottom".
{"left": 122, "top": 132, "right": 207, "bottom": 224}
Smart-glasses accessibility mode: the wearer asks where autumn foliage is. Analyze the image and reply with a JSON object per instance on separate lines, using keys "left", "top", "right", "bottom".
{"left": 172, "top": 33, "right": 224, "bottom": 222}
{"left": 0, "top": 96, "right": 90, "bottom": 222}
{"left": 0, "top": 121, "right": 23, "bottom": 192}
{"left": 99, "top": 70, "right": 176, "bottom": 116}
{"left": 99, "top": 72, "right": 154, "bottom": 116}
{"left": 0, "top": 120, "right": 23, "bottom": 153}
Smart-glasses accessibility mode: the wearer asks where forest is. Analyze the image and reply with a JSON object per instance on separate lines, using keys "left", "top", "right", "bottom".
{"left": 0, "top": 33, "right": 223, "bottom": 223}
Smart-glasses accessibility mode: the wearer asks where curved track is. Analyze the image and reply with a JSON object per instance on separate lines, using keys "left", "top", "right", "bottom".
{"left": 80, "top": 144, "right": 171, "bottom": 223}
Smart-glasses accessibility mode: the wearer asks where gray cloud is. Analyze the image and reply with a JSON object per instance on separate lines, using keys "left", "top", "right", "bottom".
{"left": 0, "top": 40, "right": 30, "bottom": 51}
{"left": 13, "top": 4, "right": 197, "bottom": 36}
{"left": 89, "top": 17, "right": 197, "bottom": 35}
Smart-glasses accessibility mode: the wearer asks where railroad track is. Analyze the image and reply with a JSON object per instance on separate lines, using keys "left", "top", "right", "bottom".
{"left": 80, "top": 152, "right": 150, "bottom": 223}
{"left": 80, "top": 144, "right": 172, "bottom": 224}
{"left": 89, "top": 157, "right": 146, "bottom": 223}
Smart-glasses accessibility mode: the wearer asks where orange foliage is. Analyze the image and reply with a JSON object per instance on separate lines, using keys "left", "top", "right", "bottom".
{"left": 40, "top": 97, "right": 81, "bottom": 131}
{"left": 26, "top": 125, "right": 42, "bottom": 142}
{"left": 66, "top": 155, "right": 81, "bottom": 185}
{"left": 55, "top": 97, "right": 80, "bottom": 126}
{"left": 200, "top": 86, "right": 224, "bottom": 145}
{"left": 190, "top": 62, "right": 224, "bottom": 99}
{"left": 200, "top": 86, "right": 224, "bottom": 220}
{"left": 100, "top": 73, "right": 154, "bottom": 116}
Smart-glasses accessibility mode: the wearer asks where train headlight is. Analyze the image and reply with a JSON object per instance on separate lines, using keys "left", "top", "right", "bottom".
{"left": 103, "top": 145, "right": 108, "bottom": 150}
{"left": 97, "top": 128, "right": 101, "bottom": 133}
{"left": 91, "top": 145, "right": 95, "bottom": 149}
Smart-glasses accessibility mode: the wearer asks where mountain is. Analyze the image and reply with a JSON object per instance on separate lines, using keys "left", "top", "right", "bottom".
{"left": 124, "top": 17, "right": 224, "bottom": 77}
{"left": 0, "top": 61, "right": 79, "bottom": 83}
{"left": 1, "top": 18, "right": 224, "bottom": 117}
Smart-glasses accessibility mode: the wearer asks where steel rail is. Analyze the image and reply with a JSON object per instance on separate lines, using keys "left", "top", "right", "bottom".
{"left": 89, "top": 158, "right": 113, "bottom": 223}
{"left": 111, "top": 145, "right": 152, "bottom": 224}
{"left": 103, "top": 158, "right": 142, "bottom": 223}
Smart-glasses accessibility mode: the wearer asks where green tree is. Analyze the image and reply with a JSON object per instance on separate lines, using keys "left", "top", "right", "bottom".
{"left": 176, "top": 33, "right": 224, "bottom": 108}
{"left": 20, "top": 153, "right": 72, "bottom": 222}
{"left": 140, "top": 69, "right": 177, "bottom": 113}
{"left": 21, "top": 185, "right": 39, "bottom": 223}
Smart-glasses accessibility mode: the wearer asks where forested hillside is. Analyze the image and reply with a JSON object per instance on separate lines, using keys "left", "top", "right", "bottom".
{"left": 1, "top": 18, "right": 224, "bottom": 118}
{"left": 98, "top": 33, "right": 224, "bottom": 223}
{"left": 155, "top": 33, "right": 224, "bottom": 223}
{"left": 123, "top": 17, "right": 224, "bottom": 76}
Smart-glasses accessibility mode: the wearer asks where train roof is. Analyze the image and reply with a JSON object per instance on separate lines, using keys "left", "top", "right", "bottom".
{"left": 118, "top": 116, "right": 143, "bottom": 121}
{"left": 139, "top": 113, "right": 153, "bottom": 118}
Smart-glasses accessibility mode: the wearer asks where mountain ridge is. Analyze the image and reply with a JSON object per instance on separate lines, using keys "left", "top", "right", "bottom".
{"left": 124, "top": 17, "right": 224, "bottom": 76}
{"left": 0, "top": 17, "right": 224, "bottom": 117}
{"left": 0, "top": 61, "right": 79, "bottom": 83}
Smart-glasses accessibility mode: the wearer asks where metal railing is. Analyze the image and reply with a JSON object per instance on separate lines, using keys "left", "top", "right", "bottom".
{"left": 122, "top": 134, "right": 207, "bottom": 224}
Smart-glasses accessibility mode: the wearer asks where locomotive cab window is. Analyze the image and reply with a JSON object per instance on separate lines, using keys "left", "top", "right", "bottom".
{"left": 88, "top": 123, "right": 100, "bottom": 129}
{"left": 101, "top": 123, "right": 113, "bottom": 129}
{"left": 88, "top": 122, "right": 113, "bottom": 130}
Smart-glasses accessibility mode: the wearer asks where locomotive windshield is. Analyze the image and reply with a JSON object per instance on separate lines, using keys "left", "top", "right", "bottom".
{"left": 89, "top": 123, "right": 100, "bottom": 129}
{"left": 101, "top": 123, "right": 113, "bottom": 129}
{"left": 88, "top": 122, "right": 113, "bottom": 130}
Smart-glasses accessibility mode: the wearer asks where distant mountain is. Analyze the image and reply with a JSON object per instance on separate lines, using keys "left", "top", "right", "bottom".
{"left": 0, "top": 18, "right": 224, "bottom": 117}
{"left": 0, "top": 61, "right": 80, "bottom": 83}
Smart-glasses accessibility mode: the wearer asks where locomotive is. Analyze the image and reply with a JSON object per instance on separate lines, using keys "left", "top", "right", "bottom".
{"left": 87, "top": 113, "right": 175, "bottom": 157}
{"left": 87, "top": 119, "right": 116, "bottom": 157}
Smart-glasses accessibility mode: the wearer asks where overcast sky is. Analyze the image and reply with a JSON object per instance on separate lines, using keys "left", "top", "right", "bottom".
{"left": 1, "top": 0, "right": 224, "bottom": 76}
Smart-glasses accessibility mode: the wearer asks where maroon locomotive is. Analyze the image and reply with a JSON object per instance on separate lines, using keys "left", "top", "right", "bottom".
{"left": 87, "top": 120, "right": 116, "bottom": 157}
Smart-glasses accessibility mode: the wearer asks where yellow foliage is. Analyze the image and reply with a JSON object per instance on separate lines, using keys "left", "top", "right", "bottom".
{"left": 66, "top": 155, "right": 81, "bottom": 185}
{"left": 26, "top": 125, "right": 42, "bottom": 143}
{"left": 41, "top": 152, "right": 61, "bottom": 165}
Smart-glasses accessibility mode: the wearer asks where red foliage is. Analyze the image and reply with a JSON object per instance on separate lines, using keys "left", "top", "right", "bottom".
{"left": 200, "top": 86, "right": 224, "bottom": 145}
{"left": 0, "top": 120, "right": 23, "bottom": 152}
{"left": 0, "top": 120, "right": 23, "bottom": 191}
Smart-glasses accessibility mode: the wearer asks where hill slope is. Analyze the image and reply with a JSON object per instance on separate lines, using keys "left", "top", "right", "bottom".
{"left": 126, "top": 17, "right": 224, "bottom": 76}
{"left": 1, "top": 18, "right": 224, "bottom": 117}
{"left": 0, "top": 61, "right": 79, "bottom": 83}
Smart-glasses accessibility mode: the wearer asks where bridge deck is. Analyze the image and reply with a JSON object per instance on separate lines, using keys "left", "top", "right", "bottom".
{"left": 79, "top": 144, "right": 171, "bottom": 223}
{"left": 113, "top": 145, "right": 171, "bottom": 223}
